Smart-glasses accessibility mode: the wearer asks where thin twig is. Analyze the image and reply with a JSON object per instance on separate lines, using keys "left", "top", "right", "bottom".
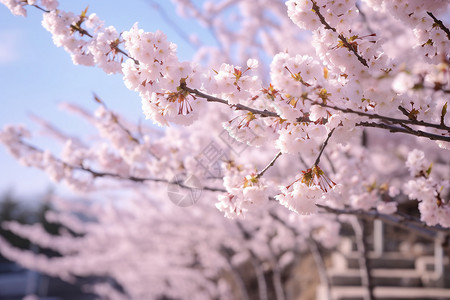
{"left": 256, "top": 151, "right": 282, "bottom": 179}
{"left": 32, "top": 4, "right": 50, "bottom": 13}
{"left": 314, "top": 128, "right": 335, "bottom": 166}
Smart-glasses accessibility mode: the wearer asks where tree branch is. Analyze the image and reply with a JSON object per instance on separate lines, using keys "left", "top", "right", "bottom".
{"left": 181, "top": 84, "right": 279, "bottom": 118}
{"left": 256, "top": 151, "right": 282, "bottom": 179}
{"left": 182, "top": 84, "right": 314, "bottom": 123}
{"left": 32, "top": 4, "right": 50, "bottom": 13}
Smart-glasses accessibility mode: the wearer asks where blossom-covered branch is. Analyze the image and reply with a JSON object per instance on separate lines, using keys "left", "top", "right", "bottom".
{"left": 310, "top": 0, "right": 369, "bottom": 67}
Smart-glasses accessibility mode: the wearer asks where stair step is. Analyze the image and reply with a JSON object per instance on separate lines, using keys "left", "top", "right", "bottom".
{"left": 328, "top": 268, "right": 422, "bottom": 287}
{"left": 317, "top": 285, "right": 450, "bottom": 300}
{"left": 415, "top": 256, "right": 450, "bottom": 273}
{"left": 333, "top": 252, "right": 417, "bottom": 270}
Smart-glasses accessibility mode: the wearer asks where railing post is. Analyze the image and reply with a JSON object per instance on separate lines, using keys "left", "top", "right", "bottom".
{"left": 434, "top": 232, "right": 444, "bottom": 287}
{"left": 373, "top": 219, "right": 384, "bottom": 257}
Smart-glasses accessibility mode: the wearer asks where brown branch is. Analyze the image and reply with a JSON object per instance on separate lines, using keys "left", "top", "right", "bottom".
{"left": 311, "top": 0, "right": 369, "bottom": 68}
{"left": 427, "top": 12, "right": 450, "bottom": 40}
{"left": 32, "top": 4, "right": 50, "bottom": 13}
{"left": 181, "top": 84, "right": 279, "bottom": 118}
{"left": 182, "top": 84, "right": 313, "bottom": 122}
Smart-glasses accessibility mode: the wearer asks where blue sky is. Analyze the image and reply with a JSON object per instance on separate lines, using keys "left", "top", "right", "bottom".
{"left": 0, "top": 0, "right": 213, "bottom": 199}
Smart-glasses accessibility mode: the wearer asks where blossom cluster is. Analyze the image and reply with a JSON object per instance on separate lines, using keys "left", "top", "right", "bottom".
{"left": 403, "top": 149, "right": 450, "bottom": 227}
{"left": 121, "top": 24, "right": 207, "bottom": 126}
{"left": 216, "top": 163, "right": 270, "bottom": 218}
{"left": 41, "top": 6, "right": 123, "bottom": 73}
{"left": 275, "top": 165, "right": 337, "bottom": 214}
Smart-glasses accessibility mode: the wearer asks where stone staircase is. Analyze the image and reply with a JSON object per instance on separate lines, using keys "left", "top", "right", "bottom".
{"left": 316, "top": 221, "right": 450, "bottom": 300}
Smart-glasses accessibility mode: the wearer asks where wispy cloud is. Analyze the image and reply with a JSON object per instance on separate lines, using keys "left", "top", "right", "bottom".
{"left": 0, "top": 29, "right": 21, "bottom": 64}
